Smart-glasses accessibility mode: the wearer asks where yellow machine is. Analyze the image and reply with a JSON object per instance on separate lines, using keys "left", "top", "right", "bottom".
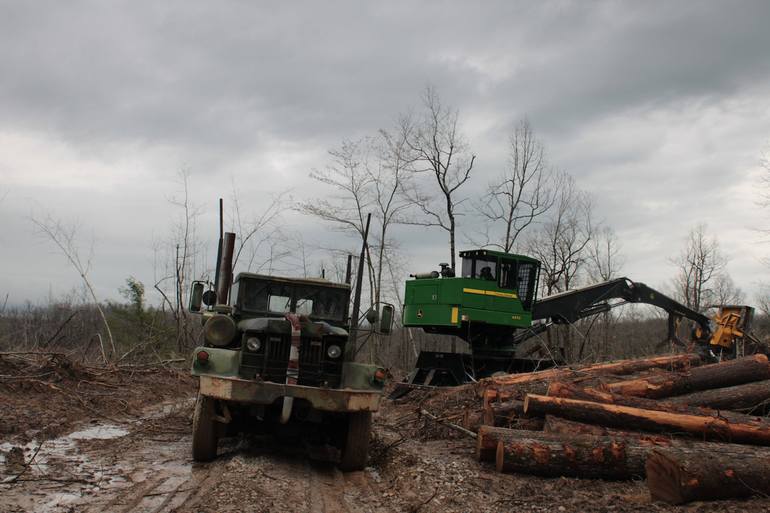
{"left": 704, "top": 305, "right": 763, "bottom": 358}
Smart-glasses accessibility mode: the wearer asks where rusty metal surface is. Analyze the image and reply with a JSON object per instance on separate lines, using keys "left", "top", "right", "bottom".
{"left": 198, "top": 375, "right": 381, "bottom": 412}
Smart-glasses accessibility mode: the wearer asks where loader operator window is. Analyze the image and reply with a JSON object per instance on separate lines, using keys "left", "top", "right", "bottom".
{"left": 498, "top": 261, "right": 517, "bottom": 290}
{"left": 462, "top": 256, "right": 497, "bottom": 280}
{"left": 517, "top": 263, "right": 536, "bottom": 309}
{"left": 477, "top": 258, "right": 497, "bottom": 281}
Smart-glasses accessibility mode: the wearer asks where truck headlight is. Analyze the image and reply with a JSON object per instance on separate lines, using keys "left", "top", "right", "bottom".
{"left": 203, "top": 314, "right": 237, "bottom": 347}
{"left": 327, "top": 344, "right": 341, "bottom": 359}
{"left": 246, "top": 337, "right": 261, "bottom": 352}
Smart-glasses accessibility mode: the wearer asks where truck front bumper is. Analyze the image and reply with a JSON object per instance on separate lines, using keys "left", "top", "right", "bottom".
{"left": 198, "top": 374, "right": 382, "bottom": 412}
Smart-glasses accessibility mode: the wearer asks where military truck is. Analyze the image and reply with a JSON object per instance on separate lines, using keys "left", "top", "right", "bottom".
{"left": 188, "top": 225, "right": 392, "bottom": 470}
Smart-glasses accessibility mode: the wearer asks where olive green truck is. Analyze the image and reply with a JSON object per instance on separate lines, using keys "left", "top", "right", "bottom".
{"left": 188, "top": 227, "right": 391, "bottom": 471}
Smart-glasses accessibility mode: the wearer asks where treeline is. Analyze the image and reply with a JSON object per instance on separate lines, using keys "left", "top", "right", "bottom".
{"left": 5, "top": 290, "right": 767, "bottom": 372}
{"left": 0, "top": 284, "right": 199, "bottom": 365}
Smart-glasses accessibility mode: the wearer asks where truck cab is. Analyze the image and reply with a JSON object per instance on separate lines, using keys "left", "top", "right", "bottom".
{"left": 189, "top": 236, "right": 388, "bottom": 471}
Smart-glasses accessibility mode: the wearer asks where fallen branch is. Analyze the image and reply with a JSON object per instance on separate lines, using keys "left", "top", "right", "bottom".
{"left": 41, "top": 311, "right": 78, "bottom": 347}
{"left": 419, "top": 409, "right": 477, "bottom": 439}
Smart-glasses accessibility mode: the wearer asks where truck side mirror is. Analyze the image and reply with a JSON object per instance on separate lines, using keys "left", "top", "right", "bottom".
{"left": 379, "top": 304, "right": 394, "bottom": 335}
{"left": 189, "top": 281, "right": 205, "bottom": 312}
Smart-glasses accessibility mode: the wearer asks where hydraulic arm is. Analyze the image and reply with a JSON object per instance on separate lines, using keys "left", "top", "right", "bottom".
{"left": 531, "top": 278, "right": 712, "bottom": 347}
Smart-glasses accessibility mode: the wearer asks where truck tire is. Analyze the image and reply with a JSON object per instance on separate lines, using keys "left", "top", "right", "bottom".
{"left": 339, "top": 411, "right": 372, "bottom": 471}
{"left": 192, "top": 394, "right": 219, "bottom": 462}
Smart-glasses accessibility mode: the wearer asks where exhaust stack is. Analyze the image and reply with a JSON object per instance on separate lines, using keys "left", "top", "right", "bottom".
{"left": 216, "top": 232, "right": 236, "bottom": 305}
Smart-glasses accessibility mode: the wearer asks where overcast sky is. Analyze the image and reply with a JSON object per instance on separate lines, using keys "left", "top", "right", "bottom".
{"left": 2, "top": 1, "right": 770, "bottom": 307}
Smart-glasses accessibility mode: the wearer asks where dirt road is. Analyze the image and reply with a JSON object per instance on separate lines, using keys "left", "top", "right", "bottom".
{"left": 0, "top": 396, "right": 640, "bottom": 513}
{"left": 4, "top": 390, "right": 770, "bottom": 512}
{"left": 0, "top": 397, "right": 391, "bottom": 513}
{"left": 0, "top": 397, "right": 421, "bottom": 513}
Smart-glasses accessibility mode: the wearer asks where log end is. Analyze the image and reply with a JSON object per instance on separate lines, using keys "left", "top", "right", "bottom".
{"left": 483, "top": 404, "right": 494, "bottom": 426}
{"left": 495, "top": 441, "right": 505, "bottom": 473}
{"left": 645, "top": 450, "right": 686, "bottom": 505}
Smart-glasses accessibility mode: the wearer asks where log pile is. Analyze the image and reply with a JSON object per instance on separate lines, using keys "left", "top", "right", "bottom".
{"left": 422, "top": 353, "right": 770, "bottom": 504}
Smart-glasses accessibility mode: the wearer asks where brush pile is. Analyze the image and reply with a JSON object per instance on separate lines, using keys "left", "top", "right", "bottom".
{"left": 0, "top": 351, "right": 195, "bottom": 440}
{"left": 413, "top": 353, "right": 770, "bottom": 505}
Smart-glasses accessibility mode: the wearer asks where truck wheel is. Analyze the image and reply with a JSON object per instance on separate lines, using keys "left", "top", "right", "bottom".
{"left": 339, "top": 412, "right": 372, "bottom": 471}
{"left": 192, "top": 394, "right": 219, "bottom": 462}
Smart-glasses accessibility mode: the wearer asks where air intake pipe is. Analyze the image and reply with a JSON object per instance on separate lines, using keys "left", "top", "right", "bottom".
{"left": 216, "top": 232, "right": 236, "bottom": 305}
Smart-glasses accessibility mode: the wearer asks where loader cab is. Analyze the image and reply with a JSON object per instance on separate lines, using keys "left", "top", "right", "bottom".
{"left": 403, "top": 249, "right": 541, "bottom": 334}
{"left": 459, "top": 250, "right": 540, "bottom": 310}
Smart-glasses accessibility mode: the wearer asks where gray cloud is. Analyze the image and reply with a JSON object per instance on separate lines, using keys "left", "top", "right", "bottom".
{"left": 1, "top": 0, "right": 770, "bottom": 303}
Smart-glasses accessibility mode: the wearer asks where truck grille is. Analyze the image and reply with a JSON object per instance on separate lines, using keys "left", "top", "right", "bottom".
{"left": 239, "top": 334, "right": 343, "bottom": 388}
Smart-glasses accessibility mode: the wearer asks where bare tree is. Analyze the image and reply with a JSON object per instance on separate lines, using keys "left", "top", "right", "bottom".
{"left": 587, "top": 225, "right": 624, "bottom": 283}
{"left": 527, "top": 172, "right": 594, "bottom": 296}
{"left": 402, "top": 86, "right": 475, "bottom": 270}
{"left": 371, "top": 128, "right": 414, "bottom": 306}
{"left": 154, "top": 171, "right": 203, "bottom": 351}
{"left": 299, "top": 132, "right": 412, "bottom": 311}
{"left": 585, "top": 225, "right": 625, "bottom": 360}
{"left": 712, "top": 273, "right": 744, "bottom": 305}
{"left": 297, "top": 138, "right": 377, "bottom": 304}
{"left": 671, "top": 224, "right": 729, "bottom": 312}
{"left": 31, "top": 214, "right": 115, "bottom": 363}
{"left": 756, "top": 284, "right": 770, "bottom": 317}
{"left": 230, "top": 185, "right": 290, "bottom": 272}
{"left": 475, "top": 119, "right": 555, "bottom": 252}
{"left": 525, "top": 173, "right": 594, "bottom": 361}
{"left": 298, "top": 138, "right": 374, "bottom": 241}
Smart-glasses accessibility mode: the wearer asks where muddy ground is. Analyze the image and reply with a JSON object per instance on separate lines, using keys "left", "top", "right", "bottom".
{"left": 2, "top": 353, "right": 770, "bottom": 513}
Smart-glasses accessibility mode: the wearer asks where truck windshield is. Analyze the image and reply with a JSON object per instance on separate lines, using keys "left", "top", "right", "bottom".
{"left": 239, "top": 278, "right": 349, "bottom": 322}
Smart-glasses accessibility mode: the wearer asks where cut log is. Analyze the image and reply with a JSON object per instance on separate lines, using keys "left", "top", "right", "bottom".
{"left": 480, "top": 401, "right": 544, "bottom": 431}
{"left": 486, "top": 353, "right": 700, "bottom": 387}
{"left": 477, "top": 426, "right": 524, "bottom": 462}
{"left": 494, "top": 430, "right": 652, "bottom": 479}
{"left": 461, "top": 402, "right": 542, "bottom": 432}
{"left": 541, "top": 415, "right": 676, "bottom": 443}
{"left": 543, "top": 414, "right": 609, "bottom": 436}
{"left": 647, "top": 447, "right": 770, "bottom": 504}
{"left": 546, "top": 381, "right": 765, "bottom": 426}
{"left": 484, "top": 425, "right": 770, "bottom": 481}
{"left": 484, "top": 400, "right": 525, "bottom": 422}
{"left": 668, "top": 379, "right": 770, "bottom": 413}
{"left": 524, "top": 394, "right": 770, "bottom": 446}
{"left": 483, "top": 381, "right": 551, "bottom": 403}
{"left": 604, "top": 354, "right": 770, "bottom": 399}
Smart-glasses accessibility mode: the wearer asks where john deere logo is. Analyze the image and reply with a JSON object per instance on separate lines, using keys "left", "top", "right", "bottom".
{"left": 417, "top": 309, "right": 424, "bottom": 318}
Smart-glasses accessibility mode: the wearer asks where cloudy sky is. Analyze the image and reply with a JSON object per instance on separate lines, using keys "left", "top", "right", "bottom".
{"left": 2, "top": 1, "right": 770, "bottom": 306}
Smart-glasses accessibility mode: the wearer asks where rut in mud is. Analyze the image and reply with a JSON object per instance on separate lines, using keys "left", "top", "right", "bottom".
{"left": 0, "top": 398, "right": 410, "bottom": 513}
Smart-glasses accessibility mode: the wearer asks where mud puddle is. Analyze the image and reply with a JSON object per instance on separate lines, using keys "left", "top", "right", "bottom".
{"left": 0, "top": 399, "right": 196, "bottom": 513}
{"left": 0, "top": 397, "right": 392, "bottom": 513}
